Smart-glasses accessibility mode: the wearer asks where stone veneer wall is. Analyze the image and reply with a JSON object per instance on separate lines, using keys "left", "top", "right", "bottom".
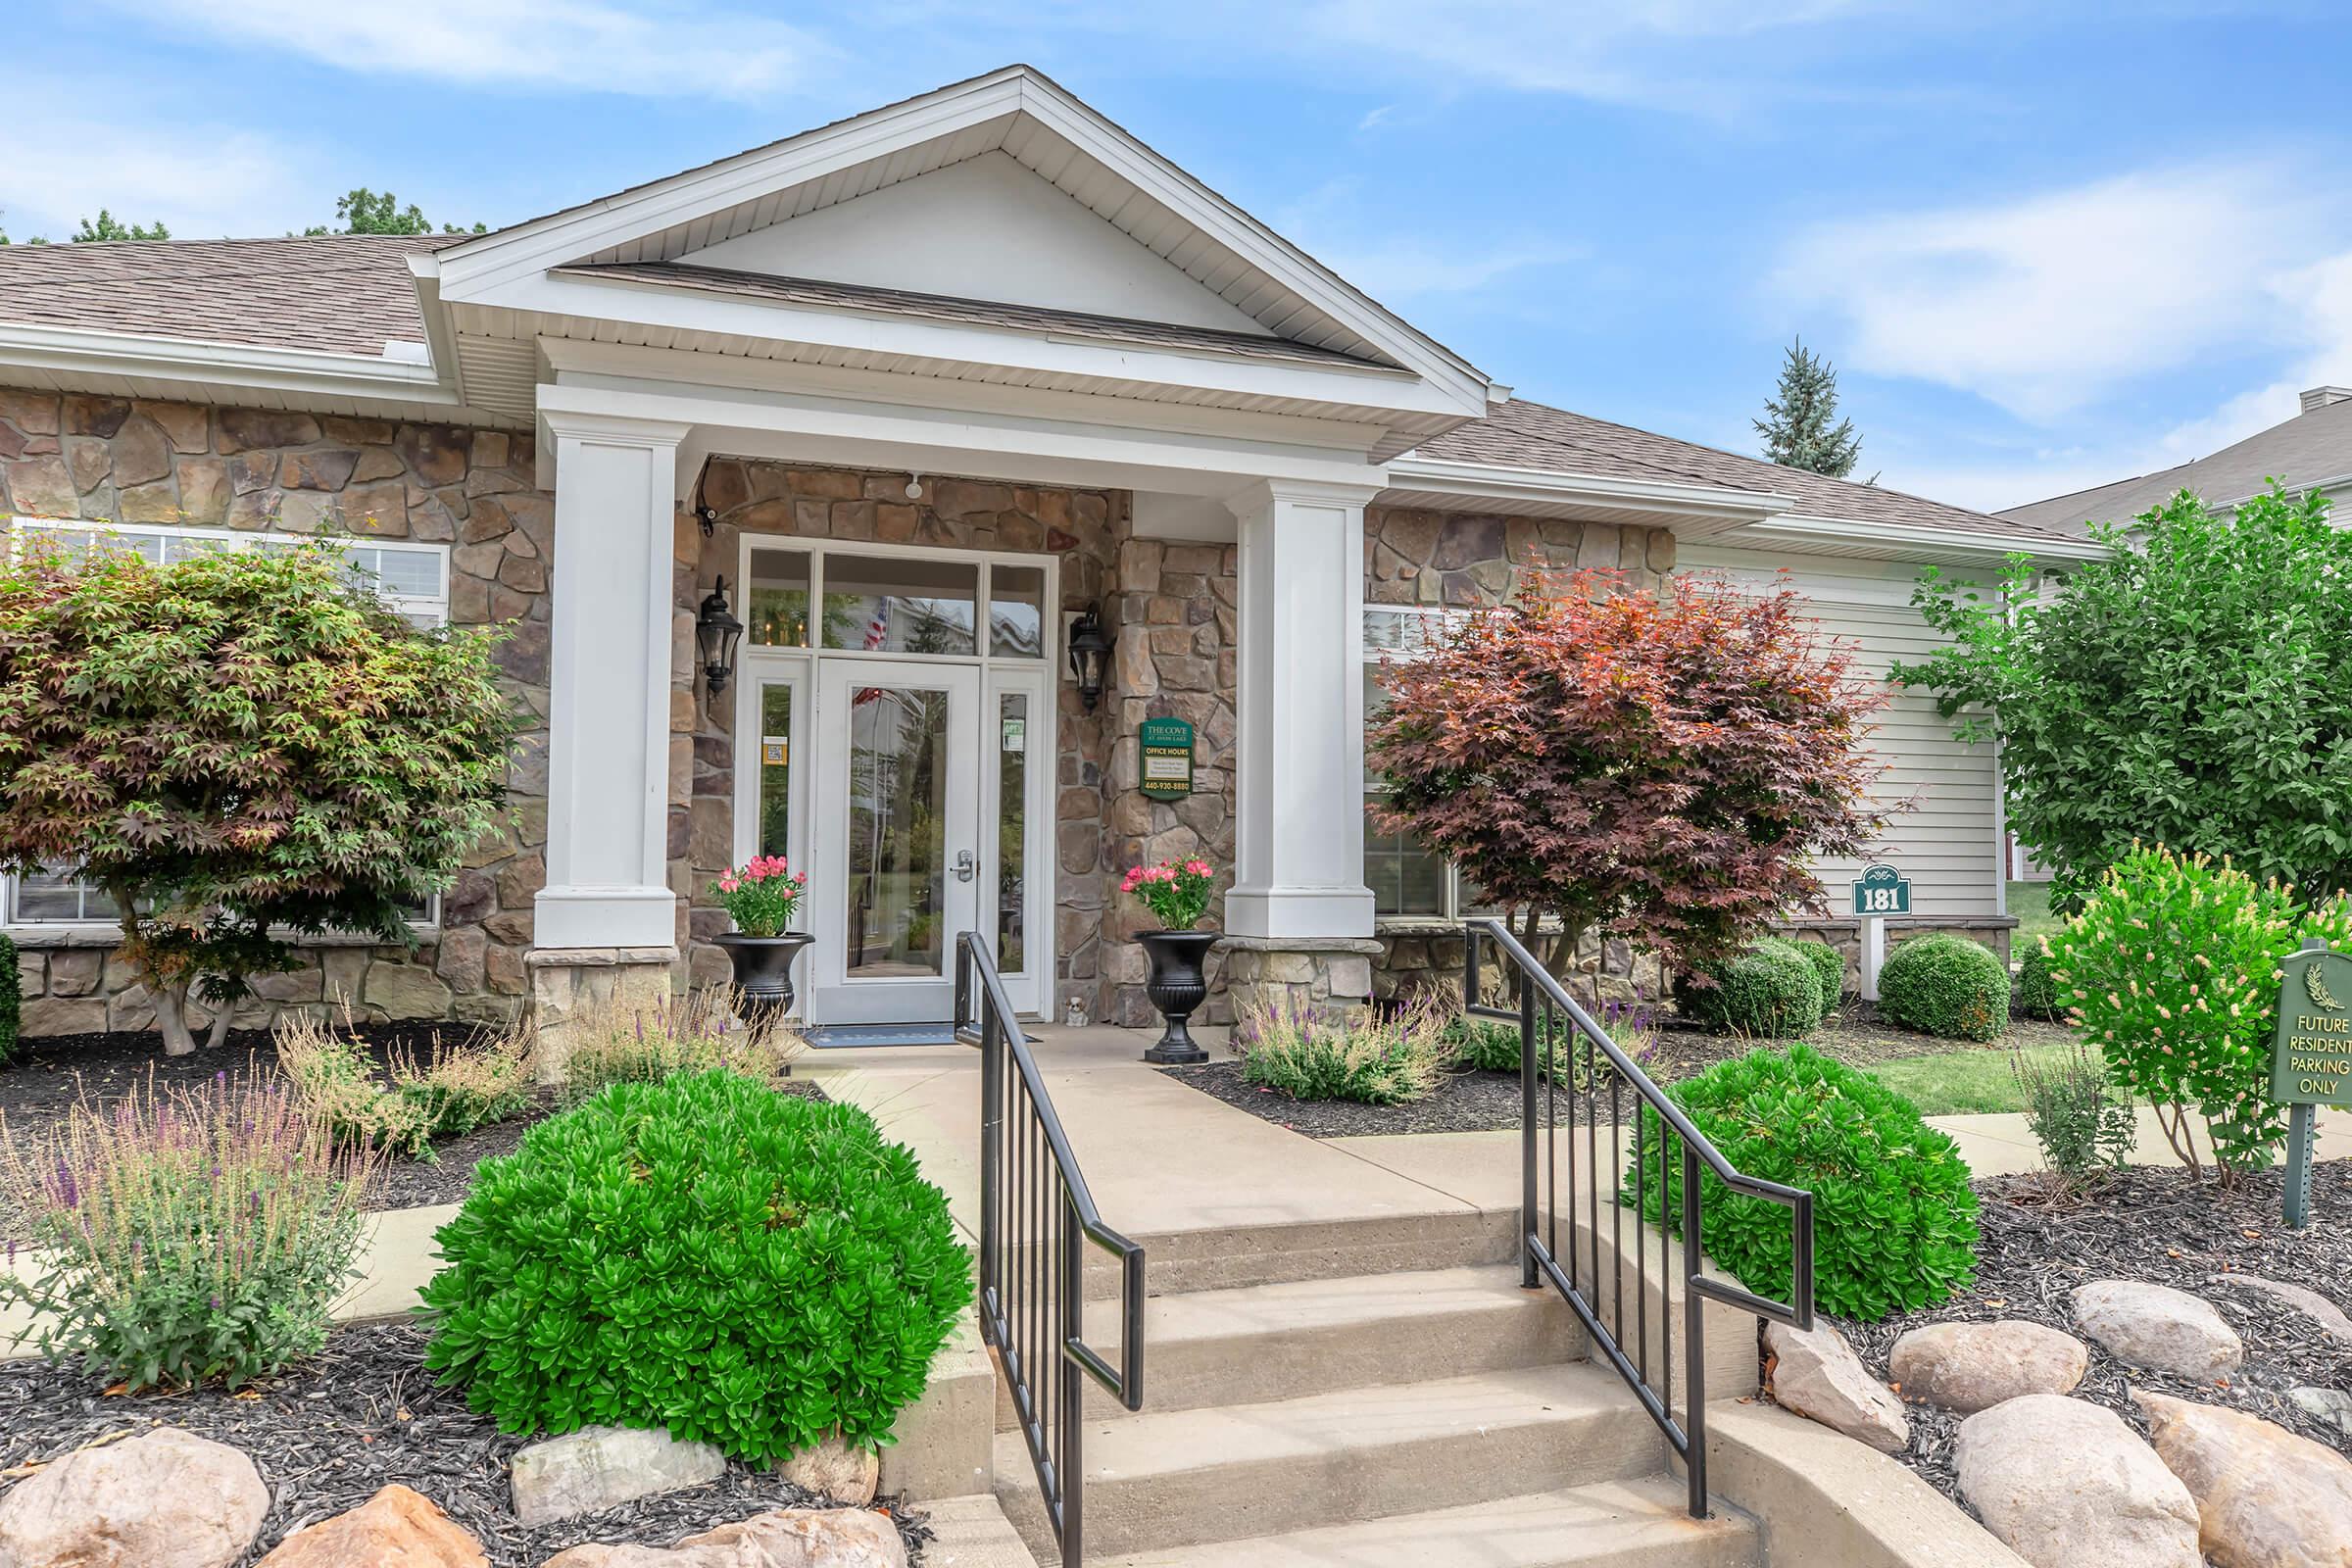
{"left": 0, "top": 389, "right": 551, "bottom": 1035}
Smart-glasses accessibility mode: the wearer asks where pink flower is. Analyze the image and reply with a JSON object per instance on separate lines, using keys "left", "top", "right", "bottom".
{"left": 794, "top": 870, "right": 808, "bottom": 884}
{"left": 718, "top": 875, "right": 739, "bottom": 893}
{"left": 1184, "top": 859, "right": 1211, "bottom": 876}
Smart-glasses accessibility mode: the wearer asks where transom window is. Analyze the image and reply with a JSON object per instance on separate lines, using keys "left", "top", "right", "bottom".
{"left": 745, "top": 547, "right": 1048, "bottom": 662}
{"left": 5, "top": 516, "right": 450, "bottom": 925}
{"left": 1363, "top": 605, "right": 1495, "bottom": 922}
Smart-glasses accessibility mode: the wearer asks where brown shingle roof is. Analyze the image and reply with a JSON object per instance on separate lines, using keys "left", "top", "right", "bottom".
{"left": 2001, "top": 394, "right": 2352, "bottom": 534}
{"left": 1412, "top": 398, "right": 2072, "bottom": 542}
{"left": 554, "top": 260, "right": 1390, "bottom": 368}
{"left": 0, "top": 233, "right": 458, "bottom": 358}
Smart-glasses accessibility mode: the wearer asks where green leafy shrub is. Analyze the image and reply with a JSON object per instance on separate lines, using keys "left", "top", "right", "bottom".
{"left": 0, "top": 932, "right": 18, "bottom": 1065}
{"left": 2047, "top": 845, "right": 2302, "bottom": 1178}
{"left": 561, "top": 990, "right": 804, "bottom": 1105}
{"left": 1790, "top": 939, "right": 1846, "bottom": 1012}
{"left": 0, "top": 1068, "right": 377, "bottom": 1388}
{"left": 2014, "top": 1040, "right": 2133, "bottom": 1191}
{"left": 1439, "top": 1011, "right": 1571, "bottom": 1077}
{"left": 1622, "top": 1044, "right": 1979, "bottom": 1319}
{"left": 1679, "top": 939, "right": 1824, "bottom": 1038}
{"left": 2014, "top": 941, "right": 2060, "bottom": 1020}
{"left": 1239, "top": 994, "right": 1446, "bottom": 1104}
{"left": 1878, "top": 934, "right": 2010, "bottom": 1042}
{"left": 422, "top": 1070, "right": 970, "bottom": 1461}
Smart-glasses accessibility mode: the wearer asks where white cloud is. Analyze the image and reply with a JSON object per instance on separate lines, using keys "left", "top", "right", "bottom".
{"left": 1772, "top": 163, "right": 2328, "bottom": 422}
{"left": 0, "top": 102, "right": 310, "bottom": 241}
{"left": 98, "top": 0, "right": 841, "bottom": 101}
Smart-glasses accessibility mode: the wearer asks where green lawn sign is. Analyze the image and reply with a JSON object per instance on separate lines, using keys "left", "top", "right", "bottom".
{"left": 2273, "top": 943, "right": 2352, "bottom": 1227}
{"left": 1138, "top": 716, "right": 1194, "bottom": 800}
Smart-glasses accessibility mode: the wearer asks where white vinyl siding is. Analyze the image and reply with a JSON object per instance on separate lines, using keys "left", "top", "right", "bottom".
{"left": 1680, "top": 548, "right": 2002, "bottom": 921}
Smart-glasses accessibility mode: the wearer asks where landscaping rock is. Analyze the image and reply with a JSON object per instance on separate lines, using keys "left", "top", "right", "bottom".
{"left": 1886, "top": 1319, "right": 2087, "bottom": 1412}
{"left": 772, "top": 1436, "right": 879, "bottom": 1505}
{"left": 2211, "top": 1271, "right": 2352, "bottom": 1339}
{"left": 2290, "top": 1385, "right": 2352, "bottom": 1440}
{"left": 510, "top": 1427, "right": 727, "bottom": 1527}
{"left": 254, "top": 1485, "right": 486, "bottom": 1567}
{"left": 1764, "top": 1318, "right": 1908, "bottom": 1452}
{"left": 539, "top": 1507, "right": 906, "bottom": 1567}
{"left": 0, "top": 1427, "right": 269, "bottom": 1568}
{"left": 2133, "top": 1389, "right": 2352, "bottom": 1568}
{"left": 1954, "top": 1395, "right": 2201, "bottom": 1568}
{"left": 2073, "top": 1279, "right": 2244, "bottom": 1380}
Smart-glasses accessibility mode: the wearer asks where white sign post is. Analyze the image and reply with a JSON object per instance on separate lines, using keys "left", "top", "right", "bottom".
{"left": 1852, "top": 864, "right": 1912, "bottom": 1003}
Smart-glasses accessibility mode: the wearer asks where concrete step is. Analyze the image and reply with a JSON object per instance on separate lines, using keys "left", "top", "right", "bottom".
{"left": 1081, "top": 1207, "right": 1521, "bottom": 1299}
{"left": 1038, "top": 1264, "right": 1584, "bottom": 1425}
{"left": 995, "top": 1360, "right": 1671, "bottom": 1560}
{"left": 1095, "top": 1475, "right": 1759, "bottom": 1568}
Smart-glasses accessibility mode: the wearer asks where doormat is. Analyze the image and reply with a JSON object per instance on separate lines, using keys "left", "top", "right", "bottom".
{"left": 802, "top": 1023, "right": 1042, "bottom": 1049}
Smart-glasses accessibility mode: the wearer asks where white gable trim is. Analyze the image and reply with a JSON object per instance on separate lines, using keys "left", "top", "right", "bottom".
{"left": 426, "top": 67, "right": 1490, "bottom": 417}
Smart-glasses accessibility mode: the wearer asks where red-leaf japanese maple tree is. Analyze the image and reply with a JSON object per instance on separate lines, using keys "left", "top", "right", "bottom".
{"left": 1368, "top": 567, "right": 1892, "bottom": 994}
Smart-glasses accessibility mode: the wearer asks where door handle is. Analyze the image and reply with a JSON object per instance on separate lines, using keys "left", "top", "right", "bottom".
{"left": 953, "top": 850, "right": 977, "bottom": 883}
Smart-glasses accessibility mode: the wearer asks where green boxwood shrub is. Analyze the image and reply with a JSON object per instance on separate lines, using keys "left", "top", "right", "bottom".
{"left": 2014, "top": 941, "right": 2059, "bottom": 1020}
{"left": 1790, "top": 940, "right": 1846, "bottom": 1013}
{"left": 1879, "top": 933, "right": 2010, "bottom": 1042}
{"left": 421, "top": 1070, "right": 971, "bottom": 1461}
{"left": 1623, "top": 1044, "right": 1979, "bottom": 1319}
{"left": 1679, "top": 939, "right": 1824, "bottom": 1038}
{"left": 0, "top": 932, "right": 18, "bottom": 1065}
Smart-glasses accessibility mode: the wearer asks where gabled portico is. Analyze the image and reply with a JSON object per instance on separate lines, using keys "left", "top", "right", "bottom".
{"left": 403, "top": 65, "right": 1498, "bottom": 1034}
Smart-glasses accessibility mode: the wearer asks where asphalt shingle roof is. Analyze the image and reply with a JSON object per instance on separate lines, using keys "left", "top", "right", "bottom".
{"left": 1409, "top": 398, "right": 2068, "bottom": 541}
{"left": 0, "top": 233, "right": 458, "bottom": 358}
{"left": 2001, "top": 394, "right": 2352, "bottom": 534}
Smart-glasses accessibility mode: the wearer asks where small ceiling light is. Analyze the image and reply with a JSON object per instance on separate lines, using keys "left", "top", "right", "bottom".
{"left": 696, "top": 576, "right": 744, "bottom": 702}
{"left": 1066, "top": 604, "right": 1115, "bottom": 712}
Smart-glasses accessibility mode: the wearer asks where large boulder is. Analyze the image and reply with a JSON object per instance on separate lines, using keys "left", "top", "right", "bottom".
{"left": 2210, "top": 1272, "right": 2352, "bottom": 1339}
{"left": 2133, "top": 1389, "right": 2352, "bottom": 1568}
{"left": 255, "top": 1485, "right": 485, "bottom": 1567}
{"left": 0, "top": 1428, "right": 269, "bottom": 1568}
{"left": 540, "top": 1508, "right": 906, "bottom": 1568}
{"left": 1954, "top": 1395, "right": 2201, "bottom": 1568}
{"left": 1887, "top": 1319, "right": 2087, "bottom": 1413}
{"left": 511, "top": 1427, "right": 727, "bottom": 1527}
{"left": 2073, "top": 1280, "right": 2244, "bottom": 1380}
{"left": 1764, "top": 1319, "right": 1908, "bottom": 1452}
{"left": 773, "top": 1437, "right": 879, "bottom": 1506}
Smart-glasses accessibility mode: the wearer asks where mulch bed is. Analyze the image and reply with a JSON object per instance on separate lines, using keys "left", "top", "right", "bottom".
{"left": 0, "top": 1320, "right": 936, "bottom": 1566}
{"left": 1160, "top": 1001, "right": 2074, "bottom": 1139}
{"left": 1831, "top": 1160, "right": 2352, "bottom": 1512}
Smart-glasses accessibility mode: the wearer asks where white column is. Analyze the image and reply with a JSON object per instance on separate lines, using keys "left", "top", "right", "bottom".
{"left": 534, "top": 412, "right": 693, "bottom": 951}
{"left": 1224, "top": 478, "right": 1381, "bottom": 940}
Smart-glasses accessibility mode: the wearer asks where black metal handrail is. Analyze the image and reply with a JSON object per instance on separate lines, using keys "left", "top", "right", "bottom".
{"left": 955, "top": 935, "right": 1144, "bottom": 1565}
{"left": 1465, "top": 918, "right": 1814, "bottom": 1519}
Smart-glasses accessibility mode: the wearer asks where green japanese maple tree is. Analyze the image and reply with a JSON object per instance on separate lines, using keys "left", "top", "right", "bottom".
{"left": 0, "top": 535, "right": 514, "bottom": 1053}
{"left": 1368, "top": 568, "right": 1893, "bottom": 996}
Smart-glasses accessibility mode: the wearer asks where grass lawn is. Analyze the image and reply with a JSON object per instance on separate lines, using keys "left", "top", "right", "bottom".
{"left": 2006, "top": 879, "right": 2062, "bottom": 950}
{"left": 1867, "top": 1038, "right": 2095, "bottom": 1116}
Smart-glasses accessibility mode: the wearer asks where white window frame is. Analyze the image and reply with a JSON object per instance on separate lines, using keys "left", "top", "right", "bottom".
{"left": 4, "top": 515, "right": 451, "bottom": 931}
{"left": 1363, "top": 605, "right": 1494, "bottom": 923}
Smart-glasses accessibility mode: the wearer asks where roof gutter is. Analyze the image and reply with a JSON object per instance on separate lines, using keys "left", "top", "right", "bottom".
{"left": 1740, "top": 513, "right": 2110, "bottom": 563}
{"left": 0, "top": 321, "right": 463, "bottom": 409}
{"left": 1382, "top": 453, "right": 1790, "bottom": 526}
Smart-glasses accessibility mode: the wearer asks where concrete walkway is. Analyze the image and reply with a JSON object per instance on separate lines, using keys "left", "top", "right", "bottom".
{"left": 1926, "top": 1102, "right": 2352, "bottom": 1177}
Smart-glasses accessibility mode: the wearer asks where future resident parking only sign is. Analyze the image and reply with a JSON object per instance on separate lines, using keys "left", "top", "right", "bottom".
{"left": 2272, "top": 947, "right": 2352, "bottom": 1108}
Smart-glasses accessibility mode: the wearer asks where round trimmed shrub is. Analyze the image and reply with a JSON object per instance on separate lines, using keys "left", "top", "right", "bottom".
{"left": 1623, "top": 1044, "right": 1980, "bottom": 1319}
{"left": 420, "top": 1070, "right": 971, "bottom": 1461}
{"left": 1879, "top": 933, "right": 2010, "bottom": 1042}
{"left": 1679, "top": 939, "right": 1824, "bottom": 1038}
{"left": 1789, "top": 939, "right": 1846, "bottom": 1013}
{"left": 2014, "top": 940, "right": 2059, "bottom": 1020}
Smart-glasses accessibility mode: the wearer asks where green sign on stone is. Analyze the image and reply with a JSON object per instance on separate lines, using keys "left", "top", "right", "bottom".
{"left": 1851, "top": 864, "right": 1912, "bottom": 916}
{"left": 1138, "top": 715, "right": 1195, "bottom": 800}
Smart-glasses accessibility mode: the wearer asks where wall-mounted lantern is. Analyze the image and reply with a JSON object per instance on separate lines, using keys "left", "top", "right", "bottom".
{"left": 1066, "top": 604, "right": 1115, "bottom": 712}
{"left": 696, "top": 576, "right": 744, "bottom": 702}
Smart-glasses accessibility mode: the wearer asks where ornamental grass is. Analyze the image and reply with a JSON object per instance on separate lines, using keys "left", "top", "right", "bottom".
{"left": 0, "top": 1066, "right": 378, "bottom": 1390}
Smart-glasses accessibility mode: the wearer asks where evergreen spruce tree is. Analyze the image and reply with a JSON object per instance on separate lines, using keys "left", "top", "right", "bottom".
{"left": 1755, "top": 338, "right": 1863, "bottom": 477}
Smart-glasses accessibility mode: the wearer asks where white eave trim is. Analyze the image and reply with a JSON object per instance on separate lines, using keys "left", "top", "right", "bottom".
{"left": 0, "top": 321, "right": 461, "bottom": 407}
{"left": 1740, "top": 513, "right": 2111, "bottom": 563}
{"left": 1382, "top": 454, "right": 1791, "bottom": 524}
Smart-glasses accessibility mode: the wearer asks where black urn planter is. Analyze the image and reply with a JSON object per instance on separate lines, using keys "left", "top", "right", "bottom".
{"left": 1137, "top": 929, "right": 1217, "bottom": 1064}
{"left": 713, "top": 932, "right": 813, "bottom": 1040}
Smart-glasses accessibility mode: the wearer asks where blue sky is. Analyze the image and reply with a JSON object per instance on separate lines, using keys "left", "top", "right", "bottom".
{"left": 6, "top": 2, "right": 2349, "bottom": 513}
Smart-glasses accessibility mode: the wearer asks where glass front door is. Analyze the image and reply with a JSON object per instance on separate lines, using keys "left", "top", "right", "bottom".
{"left": 808, "top": 658, "right": 983, "bottom": 1023}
